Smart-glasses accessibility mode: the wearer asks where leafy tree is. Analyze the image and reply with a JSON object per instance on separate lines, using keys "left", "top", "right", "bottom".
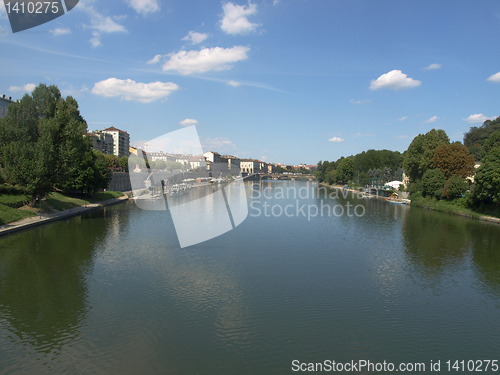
{"left": 464, "top": 117, "right": 500, "bottom": 160}
{"left": 471, "top": 147, "right": 500, "bottom": 207}
{"left": 403, "top": 129, "right": 450, "bottom": 182}
{"left": 104, "top": 154, "right": 120, "bottom": 169}
{"left": 422, "top": 168, "right": 445, "bottom": 199}
{"left": 0, "top": 84, "right": 88, "bottom": 206}
{"left": 433, "top": 142, "right": 475, "bottom": 179}
{"left": 481, "top": 131, "right": 500, "bottom": 160}
{"left": 444, "top": 175, "right": 468, "bottom": 200}
{"left": 336, "top": 158, "right": 353, "bottom": 184}
{"left": 118, "top": 156, "right": 129, "bottom": 172}
{"left": 358, "top": 171, "right": 370, "bottom": 186}
{"left": 60, "top": 146, "right": 110, "bottom": 194}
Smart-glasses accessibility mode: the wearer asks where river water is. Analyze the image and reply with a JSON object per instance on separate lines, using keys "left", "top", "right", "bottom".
{"left": 1, "top": 181, "right": 499, "bottom": 374}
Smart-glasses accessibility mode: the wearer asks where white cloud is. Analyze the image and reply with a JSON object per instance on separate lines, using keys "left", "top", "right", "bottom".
{"left": 397, "top": 116, "right": 408, "bottom": 122}
{"left": 10, "top": 83, "right": 36, "bottom": 93}
{"left": 125, "top": 0, "right": 159, "bottom": 16}
{"left": 487, "top": 72, "right": 500, "bottom": 83}
{"left": 463, "top": 114, "right": 496, "bottom": 124}
{"left": 91, "top": 78, "right": 179, "bottom": 103}
{"left": 423, "top": 115, "right": 439, "bottom": 124}
{"left": 424, "top": 63, "right": 442, "bottom": 70}
{"left": 273, "top": 0, "right": 280, "bottom": 5}
{"left": 180, "top": 118, "right": 199, "bottom": 126}
{"left": 162, "top": 46, "right": 250, "bottom": 75}
{"left": 147, "top": 54, "right": 162, "bottom": 64}
{"left": 328, "top": 137, "right": 345, "bottom": 143}
{"left": 227, "top": 80, "right": 241, "bottom": 87}
{"left": 78, "top": 3, "right": 127, "bottom": 47}
{"left": 369, "top": 70, "right": 421, "bottom": 91}
{"left": 350, "top": 99, "right": 370, "bottom": 104}
{"left": 221, "top": 2, "right": 259, "bottom": 35}
{"left": 182, "top": 31, "right": 208, "bottom": 45}
{"left": 49, "top": 27, "right": 72, "bottom": 36}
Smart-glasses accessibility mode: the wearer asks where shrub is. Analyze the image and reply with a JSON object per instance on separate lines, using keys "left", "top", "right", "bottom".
{"left": 422, "top": 168, "right": 445, "bottom": 198}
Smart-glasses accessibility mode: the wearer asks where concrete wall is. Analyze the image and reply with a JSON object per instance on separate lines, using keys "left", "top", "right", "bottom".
{"left": 107, "top": 172, "right": 132, "bottom": 192}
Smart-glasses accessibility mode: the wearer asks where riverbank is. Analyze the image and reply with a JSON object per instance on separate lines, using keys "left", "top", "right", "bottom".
{"left": 0, "top": 193, "right": 129, "bottom": 236}
{"left": 320, "top": 181, "right": 500, "bottom": 225}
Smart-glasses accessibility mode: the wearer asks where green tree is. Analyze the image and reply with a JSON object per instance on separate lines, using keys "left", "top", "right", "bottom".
{"left": 336, "top": 158, "right": 353, "bottom": 184}
{"left": 481, "top": 131, "right": 500, "bottom": 160}
{"left": 0, "top": 84, "right": 88, "bottom": 206}
{"left": 444, "top": 175, "right": 468, "bottom": 200}
{"left": 422, "top": 168, "right": 445, "bottom": 199}
{"left": 433, "top": 142, "right": 475, "bottom": 179}
{"left": 118, "top": 156, "right": 129, "bottom": 172}
{"left": 60, "top": 146, "right": 110, "bottom": 194}
{"left": 464, "top": 117, "right": 500, "bottom": 160}
{"left": 403, "top": 129, "right": 450, "bottom": 182}
{"left": 471, "top": 147, "right": 500, "bottom": 207}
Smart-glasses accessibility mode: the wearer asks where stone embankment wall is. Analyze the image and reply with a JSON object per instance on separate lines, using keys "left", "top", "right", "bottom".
{"left": 107, "top": 172, "right": 134, "bottom": 192}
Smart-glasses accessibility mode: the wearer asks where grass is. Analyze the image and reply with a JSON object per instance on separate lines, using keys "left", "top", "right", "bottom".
{"left": 0, "top": 194, "right": 30, "bottom": 208}
{"left": 0, "top": 204, "right": 36, "bottom": 225}
{"left": 0, "top": 190, "right": 124, "bottom": 225}
{"left": 410, "top": 194, "right": 490, "bottom": 219}
{"left": 44, "top": 191, "right": 124, "bottom": 211}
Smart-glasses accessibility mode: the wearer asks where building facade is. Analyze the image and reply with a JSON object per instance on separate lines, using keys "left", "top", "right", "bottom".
{"left": 102, "top": 127, "right": 130, "bottom": 157}
{"left": 88, "top": 130, "right": 114, "bottom": 154}
{"left": 0, "top": 95, "right": 14, "bottom": 118}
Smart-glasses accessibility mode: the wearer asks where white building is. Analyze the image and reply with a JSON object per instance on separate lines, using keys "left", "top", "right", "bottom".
{"left": 102, "top": 126, "right": 130, "bottom": 157}
{"left": 88, "top": 130, "right": 114, "bottom": 155}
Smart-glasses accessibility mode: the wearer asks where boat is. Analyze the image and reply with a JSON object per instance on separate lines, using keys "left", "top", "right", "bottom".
{"left": 389, "top": 199, "right": 405, "bottom": 204}
{"left": 170, "top": 184, "right": 182, "bottom": 196}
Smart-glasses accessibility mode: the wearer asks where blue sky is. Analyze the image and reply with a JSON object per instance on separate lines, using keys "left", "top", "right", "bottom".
{"left": 1, "top": 0, "right": 500, "bottom": 165}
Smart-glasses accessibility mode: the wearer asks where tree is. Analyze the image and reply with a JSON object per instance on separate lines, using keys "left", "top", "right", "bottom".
{"left": 403, "top": 129, "right": 450, "bottom": 182}
{"left": 0, "top": 84, "right": 88, "bottom": 206}
{"left": 471, "top": 147, "right": 500, "bottom": 207}
{"left": 422, "top": 168, "right": 445, "bottom": 199}
{"left": 118, "top": 156, "right": 129, "bottom": 172}
{"left": 443, "top": 175, "right": 468, "bottom": 200}
{"left": 60, "top": 146, "right": 110, "bottom": 194}
{"left": 464, "top": 117, "right": 500, "bottom": 160}
{"left": 433, "top": 142, "right": 475, "bottom": 179}
{"left": 336, "top": 158, "right": 353, "bottom": 184}
{"left": 481, "top": 131, "right": 500, "bottom": 160}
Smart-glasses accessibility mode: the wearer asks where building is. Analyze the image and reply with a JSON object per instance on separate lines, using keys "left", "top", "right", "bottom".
{"left": 0, "top": 95, "right": 14, "bottom": 118}
{"left": 240, "top": 159, "right": 261, "bottom": 174}
{"left": 102, "top": 127, "right": 130, "bottom": 157}
{"left": 222, "top": 155, "right": 241, "bottom": 172}
{"left": 203, "top": 151, "right": 221, "bottom": 164}
{"left": 88, "top": 130, "right": 114, "bottom": 154}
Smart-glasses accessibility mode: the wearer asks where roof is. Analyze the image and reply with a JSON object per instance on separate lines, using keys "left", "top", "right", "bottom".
{"left": 103, "top": 126, "right": 128, "bottom": 133}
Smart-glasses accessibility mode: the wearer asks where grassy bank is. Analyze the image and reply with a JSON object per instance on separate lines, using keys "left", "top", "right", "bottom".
{"left": 410, "top": 194, "right": 500, "bottom": 220}
{"left": 0, "top": 191, "right": 124, "bottom": 225}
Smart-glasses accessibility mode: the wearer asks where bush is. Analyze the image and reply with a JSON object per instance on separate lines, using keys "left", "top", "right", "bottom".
{"left": 444, "top": 175, "right": 468, "bottom": 200}
{"left": 422, "top": 169, "right": 445, "bottom": 199}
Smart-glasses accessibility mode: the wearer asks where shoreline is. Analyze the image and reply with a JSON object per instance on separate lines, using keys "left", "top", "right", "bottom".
{"left": 319, "top": 182, "right": 500, "bottom": 224}
{"left": 0, "top": 194, "right": 129, "bottom": 237}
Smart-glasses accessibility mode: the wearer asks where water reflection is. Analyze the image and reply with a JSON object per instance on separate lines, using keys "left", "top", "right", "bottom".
{"left": 402, "top": 208, "right": 500, "bottom": 298}
{"left": 0, "top": 209, "right": 114, "bottom": 356}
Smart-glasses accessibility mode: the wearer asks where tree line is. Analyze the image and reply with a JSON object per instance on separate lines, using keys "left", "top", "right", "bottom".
{"left": 316, "top": 117, "right": 500, "bottom": 211}
{"left": 0, "top": 84, "right": 127, "bottom": 206}
{"left": 315, "top": 149, "right": 404, "bottom": 186}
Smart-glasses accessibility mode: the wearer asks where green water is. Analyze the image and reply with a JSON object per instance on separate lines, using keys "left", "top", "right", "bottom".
{"left": 1, "top": 181, "right": 499, "bottom": 374}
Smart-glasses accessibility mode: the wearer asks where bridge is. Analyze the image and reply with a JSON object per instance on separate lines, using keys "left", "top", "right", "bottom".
{"left": 242, "top": 173, "right": 316, "bottom": 182}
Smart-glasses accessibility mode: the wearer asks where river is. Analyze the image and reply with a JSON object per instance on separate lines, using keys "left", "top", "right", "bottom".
{"left": 1, "top": 181, "right": 499, "bottom": 374}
